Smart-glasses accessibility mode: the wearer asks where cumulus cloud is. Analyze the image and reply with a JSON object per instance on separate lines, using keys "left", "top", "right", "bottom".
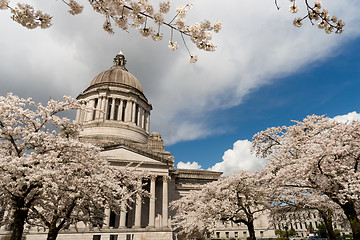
{"left": 209, "top": 140, "right": 267, "bottom": 176}
{"left": 177, "top": 161, "right": 202, "bottom": 170}
{"left": 0, "top": 0, "right": 360, "bottom": 145}
{"left": 333, "top": 111, "right": 360, "bottom": 123}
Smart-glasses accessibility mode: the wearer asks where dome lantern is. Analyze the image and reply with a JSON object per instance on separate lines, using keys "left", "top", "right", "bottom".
{"left": 113, "top": 51, "right": 127, "bottom": 70}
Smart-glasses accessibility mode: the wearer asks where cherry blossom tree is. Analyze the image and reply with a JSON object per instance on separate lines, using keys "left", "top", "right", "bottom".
{"left": 269, "top": 193, "right": 346, "bottom": 240}
{"left": 0, "top": 93, "right": 145, "bottom": 240}
{"left": 0, "top": 0, "right": 344, "bottom": 62}
{"left": 171, "top": 170, "right": 270, "bottom": 240}
{"left": 252, "top": 115, "right": 360, "bottom": 240}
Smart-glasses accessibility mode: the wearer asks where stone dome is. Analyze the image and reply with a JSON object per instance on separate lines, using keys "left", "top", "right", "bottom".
{"left": 88, "top": 52, "right": 143, "bottom": 93}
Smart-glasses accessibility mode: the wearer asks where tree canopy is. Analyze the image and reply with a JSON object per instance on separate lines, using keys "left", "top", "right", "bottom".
{"left": 0, "top": 93, "right": 145, "bottom": 240}
{"left": 252, "top": 115, "right": 360, "bottom": 240}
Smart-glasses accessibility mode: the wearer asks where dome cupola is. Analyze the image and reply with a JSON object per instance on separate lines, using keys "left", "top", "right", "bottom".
{"left": 75, "top": 52, "right": 152, "bottom": 144}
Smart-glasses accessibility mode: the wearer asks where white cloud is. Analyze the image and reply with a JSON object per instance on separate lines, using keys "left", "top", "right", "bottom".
{"left": 0, "top": 0, "right": 360, "bottom": 144}
{"left": 333, "top": 111, "right": 360, "bottom": 123}
{"left": 177, "top": 161, "right": 202, "bottom": 170}
{"left": 209, "top": 140, "right": 267, "bottom": 176}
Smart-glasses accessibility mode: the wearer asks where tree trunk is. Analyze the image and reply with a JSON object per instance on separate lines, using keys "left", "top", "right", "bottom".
{"left": 46, "top": 227, "right": 60, "bottom": 240}
{"left": 318, "top": 209, "right": 336, "bottom": 240}
{"left": 10, "top": 207, "right": 28, "bottom": 240}
{"left": 246, "top": 220, "right": 256, "bottom": 240}
{"left": 340, "top": 201, "right": 360, "bottom": 240}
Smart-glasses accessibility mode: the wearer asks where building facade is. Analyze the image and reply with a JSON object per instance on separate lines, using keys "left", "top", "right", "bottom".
{"left": 17, "top": 52, "right": 222, "bottom": 240}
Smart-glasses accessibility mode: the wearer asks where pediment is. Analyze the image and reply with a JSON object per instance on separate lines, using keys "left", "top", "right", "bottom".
{"left": 101, "top": 147, "right": 166, "bottom": 165}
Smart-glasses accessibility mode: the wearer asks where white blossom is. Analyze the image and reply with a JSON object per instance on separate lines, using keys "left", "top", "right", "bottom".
{"left": 67, "top": 0, "right": 83, "bottom": 15}
{"left": 168, "top": 41, "right": 178, "bottom": 51}
{"left": 159, "top": 1, "right": 170, "bottom": 13}
{"left": 189, "top": 55, "right": 198, "bottom": 63}
{"left": 0, "top": 0, "right": 9, "bottom": 10}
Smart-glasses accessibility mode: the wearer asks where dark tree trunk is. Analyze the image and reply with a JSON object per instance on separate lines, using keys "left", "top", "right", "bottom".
{"left": 340, "top": 200, "right": 360, "bottom": 240}
{"left": 318, "top": 209, "right": 336, "bottom": 240}
{"left": 246, "top": 220, "right": 256, "bottom": 240}
{"left": 46, "top": 227, "right": 60, "bottom": 240}
{"left": 10, "top": 207, "right": 28, "bottom": 240}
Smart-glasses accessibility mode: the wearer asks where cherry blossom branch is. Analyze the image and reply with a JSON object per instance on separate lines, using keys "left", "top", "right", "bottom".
{"left": 291, "top": 0, "right": 344, "bottom": 33}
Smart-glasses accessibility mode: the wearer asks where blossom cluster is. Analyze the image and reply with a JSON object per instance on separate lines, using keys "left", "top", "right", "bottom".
{"left": 0, "top": 0, "right": 222, "bottom": 62}
{"left": 10, "top": 3, "right": 51, "bottom": 29}
{"left": 290, "top": 0, "right": 345, "bottom": 34}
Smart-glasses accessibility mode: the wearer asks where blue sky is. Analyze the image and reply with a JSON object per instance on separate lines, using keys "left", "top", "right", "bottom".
{"left": 169, "top": 36, "right": 360, "bottom": 172}
{"left": 0, "top": 0, "right": 359, "bottom": 176}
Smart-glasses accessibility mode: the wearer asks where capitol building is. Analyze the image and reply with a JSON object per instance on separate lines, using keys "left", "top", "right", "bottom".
{"left": 29, "top": 52, "right": 223, "bottom": 240}
{"left": 0, "top": 52, "right": 276, "bottom": 240}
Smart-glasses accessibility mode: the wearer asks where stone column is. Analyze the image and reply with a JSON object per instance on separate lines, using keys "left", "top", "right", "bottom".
{"left": 110, "top": 98, "right": 115, "bottom": 120}
{"left": 141, "top": 108, "right": 145, "bottom": 129}
{"left": 103, "top": 97, "right": 108, "bottom": 121}
{"left": 145, "top": 113, "right": 150, "bottom": 132}
{"left": 162, "top": 176, "right": 169, "bottom": 227}
{"left": 126, "top": 100, "right": 132, "bottom": 122}
{"left": 148, "top": 175, "right": 156, "bottom": 228}
{"left": 134, "top": 178, "right": 142, "bottom": 228}
{"left": 137, "top": 107, "right": 141, "bottom": 126}
{"left": 75, "top": 108, "right": 80, "bottom": 123}
{"left": 103, "top": 208, "right": 111, "bottom": 229}
{"left": 86, "top": 99, "right": 95, "bottom": 122}
{"left": 96, "top": 97, "right": 103, "bottom": 120}
{"left": 118, "top": 100, "right": 123, "bottom": 121}
{"left": 119, "top": 211, "right": 127, "bottom": 228}
{"left": 132, "top": 102, "right": 136, "bottom": 123}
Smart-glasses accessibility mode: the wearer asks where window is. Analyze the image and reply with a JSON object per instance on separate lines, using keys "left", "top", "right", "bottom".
{"left": 93, "top": 235, "right": 101, "bottom": 240}
{"left": 260, "top": 231, "right": 264, "bottom": 237}
{"left": 235, "top": 232, "right": 238, "bottom": 237}
{"left": 109, "top": 211, "right": 116, "bottom": 227}
{"left": 92, "top": 98, "right": 98, "bottom": 120}
{"left": 126, "top": 234, "right": 133, "bottom": 240}
{"left": 243, "top": 231, "right": 247, "bottom": 237}
{"left": 216, "top": 232, "right": 220, "bottom": 238}
{"left": 110, "top": 235, "right": 118, "bottom": 240}
{"left": 134, "top": 104, "right": 139, "bottom": 125}
{"left": 225, "top": 232, "right": 229, "bottom": 238}
{"left": 300, "top": 223, "right": 303, "bottom": 229}
{"left": 107, "top": 98, "right": 112, "bottom": 120}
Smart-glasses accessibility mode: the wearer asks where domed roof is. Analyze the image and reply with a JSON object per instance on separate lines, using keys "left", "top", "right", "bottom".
{"left": 88, "top": 52, "right": 143, "bottom": 93}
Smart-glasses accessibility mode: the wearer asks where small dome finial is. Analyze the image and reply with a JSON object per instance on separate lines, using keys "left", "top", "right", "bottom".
{"left": 113, "top": 51, "right": 127, "bottom": 69}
